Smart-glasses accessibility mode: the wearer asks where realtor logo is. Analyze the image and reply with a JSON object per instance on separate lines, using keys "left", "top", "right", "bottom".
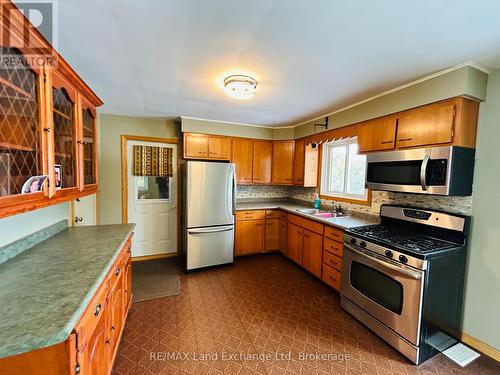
{"left": 0, "top": 0, "right": 58, "bottom": 68}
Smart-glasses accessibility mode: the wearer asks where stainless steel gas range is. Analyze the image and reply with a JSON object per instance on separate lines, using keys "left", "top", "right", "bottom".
{"left": 341, "top": 205, "right": 469, "bottom": 364}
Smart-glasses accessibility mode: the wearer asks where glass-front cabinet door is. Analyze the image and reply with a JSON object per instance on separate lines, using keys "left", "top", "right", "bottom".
{"left": 0, "top": 46, "right": 46, "bottom": 202}
{"left": 80, "top": 97, "right": 97, "bottom": 189}
{"left": 51, "top": 71, "right": 78, "bottom": 193}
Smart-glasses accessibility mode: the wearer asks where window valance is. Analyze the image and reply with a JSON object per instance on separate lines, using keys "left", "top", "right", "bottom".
{"left": 133, "top": 145, "right": 173, "bottom": 177}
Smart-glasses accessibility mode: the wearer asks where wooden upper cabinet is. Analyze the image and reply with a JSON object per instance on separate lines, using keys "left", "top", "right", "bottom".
{"left": 208, "top": 136, "right": 231, "bottom": 159}
{"left": 358, "top": 116, "right": 398, "bottom": 152}
{"left": 303, "top": 143, "right": 319, "bottom": 187}
{"left": 272, "top": 140, "right": 294, "bottom": 185}
{"left": 183, "top": 133, "right": 231, "bottom": 160}
{"left": 396, "top": 101, "right": 455, "bottom": 148}
{"left": 79, "top": 96, "right": 97, "bottom": 189}
{"left": 0, "top": 46, "right": 46, "bottom": 202}
{"left": 232, "top": 138, "right": 253, "bottom": 183}
{"left": 293, "top": 139, "right": 305, "bottom": 185}
{"left": 184, "top": 133, "right": 209, "bottom": 158}
{"left": 50, "top": 70, "right": 79, "bottom": 194}
{"left": 252, "top": 140, "right": 272, "bottom": 184}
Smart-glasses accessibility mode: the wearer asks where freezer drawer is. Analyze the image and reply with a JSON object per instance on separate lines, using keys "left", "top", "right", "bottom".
{"left": 186, "top": 225, "right": 234, "bottom": 270}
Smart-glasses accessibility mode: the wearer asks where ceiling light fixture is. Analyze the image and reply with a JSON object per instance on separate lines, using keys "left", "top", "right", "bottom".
{"left": 223, "top": 75, "right": 257, "bottom": 100}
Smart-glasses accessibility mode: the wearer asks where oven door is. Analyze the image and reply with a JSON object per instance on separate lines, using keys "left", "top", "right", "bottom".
{"left": 366, "top": 147, "right": 451, "bottom": 195}
{"left": 341, "top": 243, "right": 425, "bottom": 345}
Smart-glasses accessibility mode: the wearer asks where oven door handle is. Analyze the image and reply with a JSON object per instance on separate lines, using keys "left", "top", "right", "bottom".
{"left": 344, "top": 243, "right": 423, "bottom": 280}
{"left": 420, "top": 154, "right": 430, "bottom": 191}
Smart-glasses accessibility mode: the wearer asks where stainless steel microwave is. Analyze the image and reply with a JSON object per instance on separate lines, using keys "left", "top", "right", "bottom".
{"left": 365, "top": 146, "right": 475, "bottom": 196}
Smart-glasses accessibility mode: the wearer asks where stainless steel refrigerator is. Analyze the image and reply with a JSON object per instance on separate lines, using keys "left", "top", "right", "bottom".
{"left": 182, "top": 161, "right": 236, "bottom": 270}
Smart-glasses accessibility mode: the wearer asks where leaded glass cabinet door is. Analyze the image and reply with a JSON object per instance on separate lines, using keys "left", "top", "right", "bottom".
{"left": 51, "top": 71, "right": 78, "bottom": 192}
{"left": 80, "top": 97, "right": 97, "bottom": 188}
{"left": 0, "top": 46, "right": 45, "bottom": 199}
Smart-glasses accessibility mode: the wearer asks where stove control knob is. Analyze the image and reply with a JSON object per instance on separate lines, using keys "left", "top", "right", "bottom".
{"left": 385, "top": 250, "right": 393, "bottom": 258}
{"left": 360, "top": 241, "right": 367, "bottom": 248}
{"left": 350, "top": 238, "right": 357, "bottom": 245}
{"left": 399, "top": 255, "right": 408, "bottom": 264}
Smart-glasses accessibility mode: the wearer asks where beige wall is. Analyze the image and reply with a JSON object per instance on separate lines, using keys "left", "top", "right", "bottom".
{"left": 294, "top": 66, "right": 488, "bottom": 138}
{"left": 181, "top": 117, "right": 274, "bottom": 139}
{"left": 462, "top": 68, "right": 500, "bottom": 350}
{"left": 98, "top": 114, "right": 180, "bottom": 224}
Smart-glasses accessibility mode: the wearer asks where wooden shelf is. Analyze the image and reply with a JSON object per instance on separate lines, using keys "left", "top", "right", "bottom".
{"left": 0, "top": 141, "right": 35, "bottom": 152}
{"left": 55, "top": 152, "right": 72, "bottom": 158}
{"left": 0, "top": 76, "right": 33, "bottom": 99}
{"left": 53, "top": 108, "right": 71, "bottom": 120}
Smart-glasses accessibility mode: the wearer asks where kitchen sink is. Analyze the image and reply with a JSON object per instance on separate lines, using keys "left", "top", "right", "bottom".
{"left": 296, "top": 208, "right": 348, "bottom": 218}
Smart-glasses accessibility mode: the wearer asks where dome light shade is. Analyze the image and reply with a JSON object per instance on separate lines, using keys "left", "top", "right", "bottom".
{"left": 223, "top": 75, "right": 257, "bottom": 100}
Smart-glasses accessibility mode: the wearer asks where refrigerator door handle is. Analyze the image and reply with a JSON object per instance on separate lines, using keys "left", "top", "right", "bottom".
{"left": 232, "top": 173, "right": 237, "bottom": 214}
{"left": 188, "top": 226, "right": 234, "bottom": 234}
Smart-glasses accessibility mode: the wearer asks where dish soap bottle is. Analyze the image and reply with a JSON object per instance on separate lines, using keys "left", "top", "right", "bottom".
{"left": 313, "top": 193, "right": 321, "bottom": 209}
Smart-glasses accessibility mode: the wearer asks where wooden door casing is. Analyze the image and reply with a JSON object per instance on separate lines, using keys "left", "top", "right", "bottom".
{"left": 232, "top": 138, "right": 253, "bottom": 184}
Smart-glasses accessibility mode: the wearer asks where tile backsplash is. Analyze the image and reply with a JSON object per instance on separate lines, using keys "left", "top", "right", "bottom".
{"left": 238, "top": 184, "right": 473, "bottom": 216}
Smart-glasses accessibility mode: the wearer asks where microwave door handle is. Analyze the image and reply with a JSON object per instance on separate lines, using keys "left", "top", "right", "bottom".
{"left": 420, "top": 154, "right": 430, "bottom": 191}
{"left": 344, "top": 243, "right": 423, "bottom": 280}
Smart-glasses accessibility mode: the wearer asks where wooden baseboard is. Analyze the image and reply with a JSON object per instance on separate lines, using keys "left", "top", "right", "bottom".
{"left": 461, "top": 332, "right": 500, "bottom": 362}
{"left": 132, "top": 253, "right": 178, "bottom": 262}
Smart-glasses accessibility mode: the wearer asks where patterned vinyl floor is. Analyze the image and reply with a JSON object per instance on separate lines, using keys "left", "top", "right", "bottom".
{"left": 112, "top": 254, "right": 499, "bottom": 375}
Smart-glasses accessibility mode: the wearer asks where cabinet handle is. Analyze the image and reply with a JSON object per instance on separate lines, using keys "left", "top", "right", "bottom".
{"left": 94, "top": 303, "right": 102, "bottom": 317}
{"left": 398, "top": 138, "right": 413, "bottom": 142}
{"left": 266, "top": 222, "right": 273, "bottom": 226}
{"left": 329, "top": 259, "right": 338, "bottom": 265}
{"left": 43, "top": 127, "right": 50, "bottom": 133}
{"left": 380, "top": 140, "right": 393, "bottom": 144}
{"left": 105, "top": 339, "right": 110, "bottom": 345}
{"left": 304, "top": 234, "right": 310, "bottom": 238}
{"left": 111, "top": 326, "right": 116, "bottom": 331}
{"left": 198, "top": 151, "right": 205, "bottom": 154}
{"left": 127, "top": 247, "right": 131, "bottom": 253}
{"left": 256, "top": 223, "right": 263, "bottom": 226}
{"left": 329, "top": 275, "right": 337, "bottom": 281}
{"left": 115, "top": 267, "right": 121, "bottom": 276}
{"left": 75, "top": 363, "right": 81, "bottom": 374}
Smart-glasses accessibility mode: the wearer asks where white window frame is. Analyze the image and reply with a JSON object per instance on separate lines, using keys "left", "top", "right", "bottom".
{"left": 320, "top": 137, "right": 368, "bottom": 201}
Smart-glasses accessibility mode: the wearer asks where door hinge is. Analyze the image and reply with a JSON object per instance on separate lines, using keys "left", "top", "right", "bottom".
{"left": 75, "top": 362, "right": 81, "bottom": 374}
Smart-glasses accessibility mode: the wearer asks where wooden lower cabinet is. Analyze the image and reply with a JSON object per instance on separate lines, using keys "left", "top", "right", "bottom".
{"left": 279, "top": 219, "right": 287, "bottom": 255}
{"left": 265, "top": 218, "right": 280, "bottom": 251}
{"left": 302, "top": 230, "right": 323, "bottom": 278}
{"left": 322, "top": 228, "right": 344, "bottom": 291}
{"left": 235, "top": 217, "right": 264, "bottom": 256}
{"left": 286, "top": 223, "right": 304, "bottom": 264}
{"left": 0, "top": 235, "right": 133, "bottom": 374}
{"left": 322, "top": 263, "right": 341, "bottom": 291}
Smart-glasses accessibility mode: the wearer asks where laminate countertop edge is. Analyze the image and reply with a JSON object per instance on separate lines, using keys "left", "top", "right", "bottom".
{"left": 0, "top": 223, "right": 136, "bottom": 359}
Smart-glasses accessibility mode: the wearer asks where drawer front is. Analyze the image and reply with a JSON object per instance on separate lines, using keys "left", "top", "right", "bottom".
{"left": 323, "top": 252, "right": 342, "bottom": 271}
{"left": 76, "top": 278, "right": 109, "bottom": 351}
{"left": 265, "top": 210, "right": 281, "bottom": 219}
{"left": 324, "top": 237, "right": 343, "bottom": 257}
{"left": 322, "top": 264, "right": 341, "bottom": 291}
{"left": 324, "top": 226, "right": 344, "bottom": 241}
{"left": 288, "top": 214, "right": 324, "bottom": 235}
{"left": 236, "top": 210, "right": 265, "bottom": 221}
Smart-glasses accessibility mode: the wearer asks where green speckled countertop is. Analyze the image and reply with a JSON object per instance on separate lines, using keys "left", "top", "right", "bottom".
{"left": 0, "top": 224, "right": 135, "bottom": 359}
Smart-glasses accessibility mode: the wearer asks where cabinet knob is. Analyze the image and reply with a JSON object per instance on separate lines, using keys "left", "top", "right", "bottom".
{"left": 127, "top": 247, "right": 131, "bottom": 253}
{"left": 105, "top": 339, "right": 110, "bottom": 345}
{"left": 94, "top": 303, "right": 101, "bottom": 317}
{"left": 43, "top": 127, "right": 50, "bottom": 133}
{"left": 115, "top": 267, "right": 121, "bottom": 276}
{"left": 111, "top": 326, "right": 116, "bottom": 331}
{"left": 75, "top": 363, "right": 81, "bottom": 374}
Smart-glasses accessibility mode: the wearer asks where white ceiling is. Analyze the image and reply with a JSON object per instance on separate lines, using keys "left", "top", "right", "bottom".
{"left": 47, "top": 0, "right": 500, "bottom": 126}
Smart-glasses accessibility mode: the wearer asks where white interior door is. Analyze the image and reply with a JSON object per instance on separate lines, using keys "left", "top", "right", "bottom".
{"left": 72, "top": 194, "right": 97, "bottom": 226}
{"left": 127, "top": 140, "right": 177, "bottom": 257}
